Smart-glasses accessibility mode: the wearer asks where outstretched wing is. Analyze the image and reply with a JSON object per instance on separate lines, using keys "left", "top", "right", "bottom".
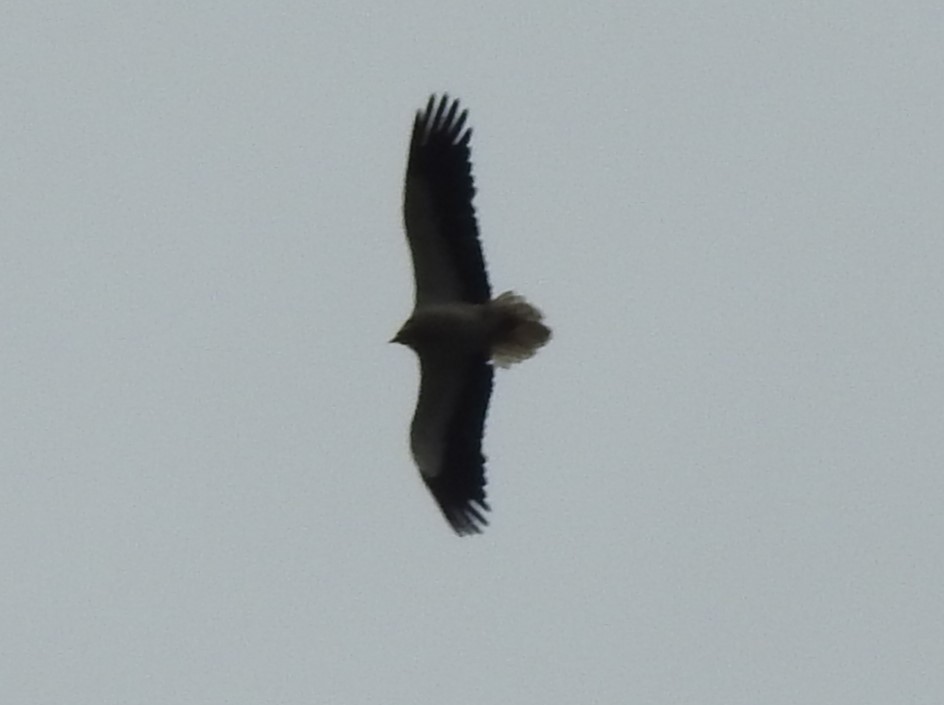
{"left": 403, "top": 94, "right": 491, "bottom": 307}
{"left": 410, "top": 351, "right": 493, "bottom": 534}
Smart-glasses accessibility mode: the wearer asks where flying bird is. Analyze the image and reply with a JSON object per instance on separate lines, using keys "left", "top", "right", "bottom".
{"left": 392, "top": 94, "right": 551, "bottom": 535}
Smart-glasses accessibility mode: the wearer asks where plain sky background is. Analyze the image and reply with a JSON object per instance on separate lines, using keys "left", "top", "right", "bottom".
{"left": 2, "top": 2, "right": 943, "bottom": 703}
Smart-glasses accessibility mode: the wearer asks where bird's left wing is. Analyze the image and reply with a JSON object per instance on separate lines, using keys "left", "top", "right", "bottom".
{"left": 410, "top": 350, "right": 493, "bottom": 534}
{"left": 403, "top": 95, "right": 491, "bottom": 307}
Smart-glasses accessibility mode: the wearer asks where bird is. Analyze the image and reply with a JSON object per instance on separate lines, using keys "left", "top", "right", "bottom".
{"left": 392, "top": 94, "right": 551, "bottom": 535}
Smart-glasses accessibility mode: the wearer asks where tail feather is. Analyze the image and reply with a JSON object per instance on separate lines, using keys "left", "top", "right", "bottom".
{"left": 488, "top": 291, "right": 551, "bottom": 368}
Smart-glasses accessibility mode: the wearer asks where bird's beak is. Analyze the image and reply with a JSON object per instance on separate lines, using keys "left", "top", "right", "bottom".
{"left": 389, "top": 331, "right": 402, "bottom": 344}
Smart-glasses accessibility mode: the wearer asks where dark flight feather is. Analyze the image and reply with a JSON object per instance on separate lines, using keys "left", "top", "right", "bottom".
{"left": 421, "top": 356, "right": 493, "bottom": 534}
{"left": 406, "top": 95, "right": 491, "bottom": 304}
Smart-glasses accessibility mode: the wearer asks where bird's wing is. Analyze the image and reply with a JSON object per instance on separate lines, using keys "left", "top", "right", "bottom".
{"left": 403, "top": 94, "right": 491, "bottom": 307}
{"left": 411, "top": 350, "right": 493, "bottom": 534}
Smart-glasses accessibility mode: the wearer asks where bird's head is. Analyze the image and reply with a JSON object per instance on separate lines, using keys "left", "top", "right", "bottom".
{"left": 390, "top": 319, "right": 417, "bottom": 348}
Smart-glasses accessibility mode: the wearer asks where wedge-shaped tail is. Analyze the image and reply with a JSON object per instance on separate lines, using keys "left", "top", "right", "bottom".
{"left": 488, "top": 291, "right": 552, "bottom": 368}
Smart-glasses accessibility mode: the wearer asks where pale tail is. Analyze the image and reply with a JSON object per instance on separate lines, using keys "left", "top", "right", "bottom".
{"left": 488, "top": 291, "right": 552, "bottom": 368}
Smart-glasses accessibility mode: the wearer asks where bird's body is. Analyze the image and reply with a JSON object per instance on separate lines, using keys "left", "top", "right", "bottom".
{"left": 396, "top": 303, "right": 486, "bottom": 354}
{"left": 394, "top": 95, "right": 551, "bottom": 534}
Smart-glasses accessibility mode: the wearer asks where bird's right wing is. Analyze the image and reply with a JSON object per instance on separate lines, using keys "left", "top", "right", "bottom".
{"left": 403, "top": 95, "right": 491, "bottom": 307}
{"left": 410, "top": 350, "right": 493, "bottom": 534}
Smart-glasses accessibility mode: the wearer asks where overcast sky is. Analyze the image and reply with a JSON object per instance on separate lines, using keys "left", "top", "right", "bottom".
{"left": 2, "top": 2, "right": 943, "bottom": 703}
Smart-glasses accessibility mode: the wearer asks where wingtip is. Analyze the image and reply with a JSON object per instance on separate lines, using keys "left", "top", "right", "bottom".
{"left": 447, "top": 506, "right": 490, "bottom": 536}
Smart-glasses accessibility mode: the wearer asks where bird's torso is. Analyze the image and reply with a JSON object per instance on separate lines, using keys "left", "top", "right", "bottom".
{"left": 405, "top": 303, "right": 490, "bottom": 357}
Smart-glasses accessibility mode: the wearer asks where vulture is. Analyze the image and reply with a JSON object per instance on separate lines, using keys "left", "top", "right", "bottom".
{"left": 392, "top": 94, "right": 551, "bottom": 535}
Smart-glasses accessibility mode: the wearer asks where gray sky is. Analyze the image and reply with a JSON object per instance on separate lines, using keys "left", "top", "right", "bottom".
{"left": 2, "top": 2, "right": 943, "bottom": 703}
